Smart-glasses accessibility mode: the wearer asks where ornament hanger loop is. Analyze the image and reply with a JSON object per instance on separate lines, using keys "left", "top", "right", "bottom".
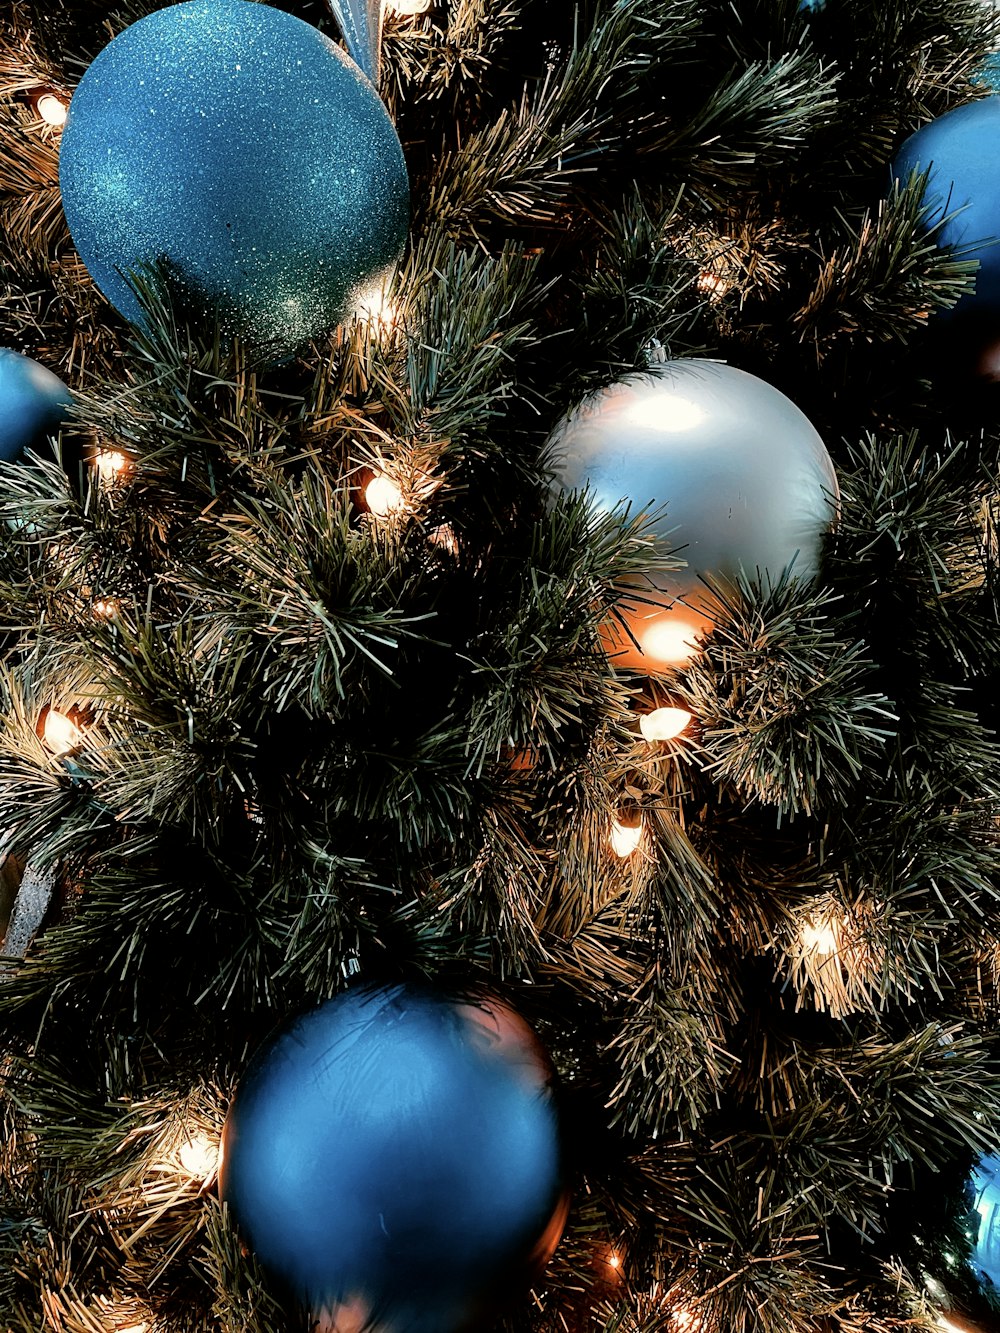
{"left": 325, "top": 0, "right": 384, "bottom": 86}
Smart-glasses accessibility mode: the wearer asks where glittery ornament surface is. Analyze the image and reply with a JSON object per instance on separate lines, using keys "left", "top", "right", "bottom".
{"left": 59, "top": 0, "right": 409, "bottom": 359}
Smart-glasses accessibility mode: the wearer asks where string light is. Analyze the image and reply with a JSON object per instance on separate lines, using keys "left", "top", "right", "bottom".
{"left": 365, "top": 473, "right": 404, "bottom": 519}
{"left": 93, "top": 598, "right": 119, "bottom": 620}
{"left": 35, "top": 92, "right": 68, "bottom": 126}
{"left": 351, "top": 279, "right": 400, "bottom": 329}
{"left": 428, "top": 524, "right": 459, "bottom": 556}
{"left": 800, "top": 918, "right": 838, "bottom": 955}
{"left": 178, "top": 1131, "right": 220, "bottom": 1180}
{"left": 639, "top": 706, "right": 692, "bottom": 742}
{"left": 95, "top": 448, "right": 128, "bottom": 486}
{"left": 635, "top": 615, "right": 702, "bottom": 667}
{"left": 43, "top": 708, "right": 82, "bottom": 757}
{"left": 610, "top": 815, "right": 642, "bottom": 859}
{"left": 696, "top": 271, "right": 731, "bottom": 300}
{"left": 671, "top": 1308, "right": 704, "bottom": 1332}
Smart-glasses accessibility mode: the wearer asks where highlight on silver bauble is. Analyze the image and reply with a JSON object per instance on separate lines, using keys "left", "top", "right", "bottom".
{"left": 547, "top": 358, "right": 840, "bottom": 670}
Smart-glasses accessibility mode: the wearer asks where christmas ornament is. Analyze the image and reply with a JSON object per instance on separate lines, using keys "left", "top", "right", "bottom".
{"left": 0, "top": 349, "right": 72, "bottom": 462}
{"left": 219, "top": 984, "right": 568, "bottom": 1330}
{"left": 547, "top": 359, "right": 839, "bottom": 669}
{"left": 971, "top": 1154, "right": 1000, "bottom": 1289}
{"left": 325, "top": 0, "right": 383, "bottom": 85}
{"left": 892, "top": 98, "right": 1000, "bottom": 317}
{"left": 59, "top": 0, "right": 409, "bottom": 360}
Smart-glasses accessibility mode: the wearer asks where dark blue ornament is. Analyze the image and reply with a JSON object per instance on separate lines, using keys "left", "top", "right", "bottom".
{"left": 59, "top": 0, "right": 409, "bottom": 360}
{"left": 892, "top": 98, "right": 1000, "bottom": 316}
{"left": 0, "top": 349, "right": 72, "bottom": 463}
{"left": 219, "top": 985, "right": 568, "bottom": 1332}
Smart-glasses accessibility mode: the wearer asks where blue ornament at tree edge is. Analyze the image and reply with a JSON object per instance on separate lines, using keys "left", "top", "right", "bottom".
{"left": 58, "top": 0, "right": 409, "bottom": 361}
{"left": 971, "top": 1154, "right": 1000, "bottom": 1291}
{"left": 0, "top": 350, "right": 72, "bottom": 463}
{"left": 219, "top": 984, "right": 569, "bottom": 1333}
{"left": 892, "top": 97, "right": 1000, "bottom": 318}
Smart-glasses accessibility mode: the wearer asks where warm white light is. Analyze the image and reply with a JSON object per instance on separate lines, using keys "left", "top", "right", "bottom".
{"left": 697, "top": 271, "right": 731, "bottom": 300}
{"left": 639, "top": 615, "right": 701, "bottom": 666}
{"left": 610, "top": 817, "right": 642, "bottom": 859}
{"left": 607, "top": 1252, "right": 621, "bottom": 1270}
{"left": 672, "top": 1309, "right": 704, "bottom": 1333}
{"left": 36, "top": 93, "right": 67, "bottom": 127}
{"left": 623, "top": 394, "right": 706, "bottom": 433}
{"left": 43, "top": 708, "right": 82, "bottom": 756}
{"left": 386, "top": 0, "right": 432, "bottom": 13}
{"left": 428, "top": 524, "right": 458, "bottom": 556}
{"left": 352, "top": 280, "right": 399, "bottom": 328}
{"left": 178, "top": 1132, "right": 220, "bottom": 1179}
{"left": 639, "top": 707, "right": 692, "bottom": 742}
{"left": 95, "top": 449, "right": 128, "bottom": 485}
{"left": 801, "top": 919, "right": 838, "bottom": 955}
{"left": 93, "top": 598, "right": 118, "bottom": 620}
{"left": 365, "top": 473, "right": 404, "bottom": 519}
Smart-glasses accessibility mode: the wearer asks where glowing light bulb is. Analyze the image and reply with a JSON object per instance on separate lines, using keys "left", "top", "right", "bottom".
{"left": 672, "top": 1309, "right": 704, "bottom": 1333}
{"left": 607, "top": 1252, "right": 621, "bottom": 1270}
{"left": 697, "top": 271, "right": 731, "bottom": 300}
{"left": 638, "top": 615, "right": 701, "bottom": 667}
{"left": 801, "top": 919, "right": 837, "bottom": 955}
{"left": 95, "top": 449, "right": 128, "bottom": 486}
{"left": 386, "top": 0, "right": 432, "bottom": 13}
{"left": 43, "top": 708, "right": 82, "bottom": 756}
{"left": 36, "top": 93, "right": 67, "bottom": 126}
{"left": 639, "top": 707, "right": 692, "bottom": 742}
{"left": 178, "top": 1132, "right": 220, "bottom": 1179}
{"left": 610, "top": 816, "right": 642, "bottom": 858}
{"left": 428, "top": 524, "right": 458, "bottom": 556}
{"left": 365, "top": 473, "right": 404, "bottom": 519}
{"left": 352, "top": 280, "right": 400, "bottom": 328}
{"left": 93, "top": 599, "right": 118, "bottom": 620}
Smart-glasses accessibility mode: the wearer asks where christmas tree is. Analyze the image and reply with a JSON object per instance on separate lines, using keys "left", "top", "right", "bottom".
{"left": 3, "top": 0, "right": 1000, "bottom": 1329}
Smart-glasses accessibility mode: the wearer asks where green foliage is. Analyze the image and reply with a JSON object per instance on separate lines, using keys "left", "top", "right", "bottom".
{"left": 2, "top": 0, "right": 1000, "bottom": 1331}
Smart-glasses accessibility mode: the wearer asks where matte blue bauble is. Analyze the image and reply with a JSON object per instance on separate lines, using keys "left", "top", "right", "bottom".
{"left": 59, "top": 0, "right": 409, "bottom": 359}
{"left": 0, "top": 349, "right": 72, "bottom": 462}
{"left": 219, "top": 985, "right": 568, "bottom": 1332}
{"left": 892, "top": 98, "right": 1000, "bottom": 315}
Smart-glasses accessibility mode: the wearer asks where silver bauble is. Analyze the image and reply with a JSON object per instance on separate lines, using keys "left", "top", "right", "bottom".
{"left": 547, "top": 359, "right": 839, "bottom": 669}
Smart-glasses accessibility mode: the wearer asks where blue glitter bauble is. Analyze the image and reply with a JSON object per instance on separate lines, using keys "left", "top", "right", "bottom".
{"left": 59, "top": 0, "right": 409, "bottom": 358}
{"left": 219, "top": 985, "right": 568, "bottom": 1331}
{"left": 0, "top": 349, "right": 72, "bottom": 463}
{"left": 892, "top": 98, "right": 1000, "bottom": 317}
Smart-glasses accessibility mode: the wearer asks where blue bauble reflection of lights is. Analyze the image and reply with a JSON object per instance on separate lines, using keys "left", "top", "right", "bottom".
{"left": 971, "top": 1155, "right": 1000, "bottom": 1289}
